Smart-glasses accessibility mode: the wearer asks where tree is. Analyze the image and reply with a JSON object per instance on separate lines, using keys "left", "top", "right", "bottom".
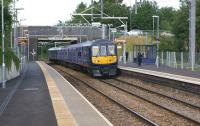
{"left": 97, "top": 1, "right": 129, "bottom": 27}
{"left": 158, "top": 7, "right": 177, "bottom": 31}
{"left": 0, "top": 0, "right": 13, "bottom": 47}
{"left": 68, "top": 2, "right": 89, "bottom": 23}
{"left": 0, "top": 1, "right": 19, "bottom": 68}
{"left": 68, "top": 0, "right": 129, "bottom": 27}
{"left": 131, "top": 0, "right": 158, "bottom": 30}
{"left": 102, "top": 0, "right": 123, "bottom": 4}
{"left": 172, "top": 0, "right": 200, "bottom": 52}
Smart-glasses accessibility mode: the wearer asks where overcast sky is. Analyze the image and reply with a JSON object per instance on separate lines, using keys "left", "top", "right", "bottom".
{"left": 16, "top": 0, "right": 180, "bottom": 26}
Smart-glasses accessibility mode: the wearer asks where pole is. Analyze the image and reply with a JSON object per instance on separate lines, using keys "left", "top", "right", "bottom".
{"left": 80, "top": 26, "right": 82, "bottom": 43}
{"left": 108, "top": 24, "right": 112, "bottom": 40}
{"left": 91, "top": 0, "right": 94, "bottom": 22}
{"left": 156, "top": 16, "right": 159, "bottom": 68}
{"left": 157, "top": 16, "right": 160, "bottom": 40}
{"left": 123, "top": 42, "right": 126, "bottom": 64}
{"left": 10, "top": 30, "right": 12, "bottom": 48}
{"left": 27, "top": 34, "right": 30, "bottom": 62}
{"left": 112, "top": 32, "right": 115, "bottom": 41}
{"left": 130, "top": 0, "right": 132, "bottom": 30}
{"left": 135, "top": 0, "right": 137, "bottom": 14}
{"left": 13, "top": 0, "right": 17, "bottom": 50}
{"left": 181, "top": 52, "right": 183, "bottom": 69}
{"left": 2, "top": 0, "right": 6, "bottom": 88}
{"left": 190, "top": 0, "right": 196, "bottom": 71}
{"left": 145, "top": 32, "right": 148, "bottom": 45}
{"left": 102, "top": 24, "right": 106, "bottom": 39}
{"left": 101, "top": 0, "right": 103, "bottom": 18}
{"left": 123, "top": 22, "right": 128, "bottom": 64}
{"left": 108, "top": 25, "right": 110, "bottom": 40}
{"left": 153, "top": 17, "right": 154, "bottom": 36}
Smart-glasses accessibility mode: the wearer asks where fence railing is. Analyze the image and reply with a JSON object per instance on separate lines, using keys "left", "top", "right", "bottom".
{"left": 118, "top": 51, "right": 200, "bottom": 72}
{"left": 159, "top": 52, "right": 200, "bottom": 71}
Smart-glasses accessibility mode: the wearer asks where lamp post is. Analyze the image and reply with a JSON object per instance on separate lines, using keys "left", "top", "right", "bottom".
{"left": 2, "top": 0, "right": 6, "bottom": 88}
{"left": 122, "top": 23, "right": 128, "bottom": 64}
{"left": 152, "top": 15, "right": 159, "bottom": 68}
{"left": 13, "top": 0, "right": 16, "bottom": 49}
{"left": 153, "top": 17, "right": 154, "bottom": 35}
{"left": 14, "top": 7, "right": 24, "bottom": 57}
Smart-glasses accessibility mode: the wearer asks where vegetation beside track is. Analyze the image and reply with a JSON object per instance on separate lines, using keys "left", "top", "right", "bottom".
{"left": 0, "top": 1, "right": 19, "bottom": 69}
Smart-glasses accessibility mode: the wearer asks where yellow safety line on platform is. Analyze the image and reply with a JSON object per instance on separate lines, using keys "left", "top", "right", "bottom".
{"left": 37, "top": 61, "right": 77, "bottom": 126}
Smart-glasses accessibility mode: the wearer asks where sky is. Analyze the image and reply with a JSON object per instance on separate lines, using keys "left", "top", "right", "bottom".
{"left": 16, "top": 0, "right": 180, "bottom": 26}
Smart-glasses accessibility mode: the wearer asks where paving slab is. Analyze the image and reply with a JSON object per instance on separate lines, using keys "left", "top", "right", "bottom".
{"left": 0, "top": 62, "right": 57, "bottom": 126}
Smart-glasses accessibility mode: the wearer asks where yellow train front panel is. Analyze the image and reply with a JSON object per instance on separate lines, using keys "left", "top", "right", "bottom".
{"left": 92, "top": 56, "right": 117, "bottom": 64}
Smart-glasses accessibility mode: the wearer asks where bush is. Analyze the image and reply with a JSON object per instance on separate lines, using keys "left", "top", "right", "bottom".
{"left": 0, "top": 47, "right": 19, "bottom": 70}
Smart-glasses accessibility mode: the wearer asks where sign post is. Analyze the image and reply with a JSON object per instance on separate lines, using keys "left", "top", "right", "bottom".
{"left": 115, "top": 39, "right": 126, "bottom": 64}
{"left": 31, "top": 49, "right": 36, "bottom": 61}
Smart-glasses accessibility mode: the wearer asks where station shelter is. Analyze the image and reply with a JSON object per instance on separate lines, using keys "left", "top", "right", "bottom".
{"left": 133, "top": 45, "right": 157, "bottom": 64}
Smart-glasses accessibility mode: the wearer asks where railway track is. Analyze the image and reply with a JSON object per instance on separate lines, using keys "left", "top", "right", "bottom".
{"left": 100, "top": 78, "right": 200, "bottom": 124}
{"left": 54, "top": 65, "right": 158, "bottom": 126}
{"left": 52, "top": 64, "right": 199, "bottom": 126}
{"left": 114, "top": 78, "right": 200, "bottom": 109}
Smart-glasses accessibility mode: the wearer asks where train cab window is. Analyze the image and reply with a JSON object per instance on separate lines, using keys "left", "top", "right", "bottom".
{"left": 108, "top": 45, "right": 115, "bottom": 55}
{"left": 92, "top": 46, "right": 99, "bottom": 56}
{"left": 100, "top": 46, "right": 107, "bottom": 56}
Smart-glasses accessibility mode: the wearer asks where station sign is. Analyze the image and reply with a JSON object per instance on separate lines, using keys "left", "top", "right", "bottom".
{"left": 111, "top": 28, "right": 117, "bottom": 33}
{"left": 17, "top": 37, "right": 28, "bottom": 45}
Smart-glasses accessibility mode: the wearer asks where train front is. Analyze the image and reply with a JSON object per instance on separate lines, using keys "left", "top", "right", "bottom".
{"left": 90, "top": 42, "right": 118, "bottom": 77}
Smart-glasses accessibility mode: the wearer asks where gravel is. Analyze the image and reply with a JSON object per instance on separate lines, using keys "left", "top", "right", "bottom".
{"left": 103, "top": 78, "right": 200, "bottom": 123}
{"left": 53, "top": 65, "right": 199, "bottom": 126}
{"left": 55, "top": 66, "right": 149, "bottom": 126}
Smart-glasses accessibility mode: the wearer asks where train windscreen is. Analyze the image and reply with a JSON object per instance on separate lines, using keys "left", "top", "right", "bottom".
{"left": 92, "top": 46, "right": 100, "bottom": 56}
{"left": 100, "top": 46, "right": 107, "bottom": 56}
{"left": 108, "top": 45, "right": 115, "bottom": 55}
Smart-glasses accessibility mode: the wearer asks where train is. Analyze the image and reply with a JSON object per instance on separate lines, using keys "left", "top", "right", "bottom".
{"left": 48, "top": 39, "right": 118, "bottom": 77}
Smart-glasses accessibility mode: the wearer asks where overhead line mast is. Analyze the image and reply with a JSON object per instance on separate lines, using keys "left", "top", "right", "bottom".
{"left": 189, "top": 0, "right": 196, "bottom": 71}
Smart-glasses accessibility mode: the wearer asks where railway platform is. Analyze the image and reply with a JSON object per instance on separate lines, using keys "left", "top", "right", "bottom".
{"left": 0, "top": 62, "right": 112, "bottom": 126}
{"left": 119, "top": 62, "right": 200, "bottom": 86}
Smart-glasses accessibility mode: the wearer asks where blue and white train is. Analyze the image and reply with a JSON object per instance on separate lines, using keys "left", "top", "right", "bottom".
{"left": 48, "top": 39, "right": 118, "bottom": 77}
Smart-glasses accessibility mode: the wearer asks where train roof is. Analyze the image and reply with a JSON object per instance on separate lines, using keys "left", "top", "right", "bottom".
{"left": 48, "top": 47, "right": 63, "bottom": 51}
{"left": 48, "top": 39, "right": 113, "bottom": 51}
{"left": 66, "top": 39, "right": 112, "bottom": 48}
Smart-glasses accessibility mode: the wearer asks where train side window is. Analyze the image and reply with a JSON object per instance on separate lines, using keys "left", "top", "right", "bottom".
{"left": 78, "top": 52, "right": 81, "bottom": 57}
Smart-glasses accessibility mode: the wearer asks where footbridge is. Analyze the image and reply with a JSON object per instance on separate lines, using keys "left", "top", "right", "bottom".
{"left": 17, "top": 25, "right": 103, "bottom": 61}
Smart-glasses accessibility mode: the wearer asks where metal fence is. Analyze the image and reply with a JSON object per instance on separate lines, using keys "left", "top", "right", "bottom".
{"left": 118, "top": 51, "right": 200, "bottom": 72}
{"left": 159, "top": 52, "right": 200, "bottom": 71}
